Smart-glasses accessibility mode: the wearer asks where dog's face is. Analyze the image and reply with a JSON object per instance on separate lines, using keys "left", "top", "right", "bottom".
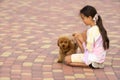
{"left": 58, "top": 36, "right": 71, "bottom": 50}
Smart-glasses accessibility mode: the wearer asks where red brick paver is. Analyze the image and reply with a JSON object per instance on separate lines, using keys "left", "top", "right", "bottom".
{"left": 0, "top": 0, "right": 120, "bottom": 80}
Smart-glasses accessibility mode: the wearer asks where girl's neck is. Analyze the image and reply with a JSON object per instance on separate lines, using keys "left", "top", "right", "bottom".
{"left": 90, "top": 21, "right": 96, "bottom": 27}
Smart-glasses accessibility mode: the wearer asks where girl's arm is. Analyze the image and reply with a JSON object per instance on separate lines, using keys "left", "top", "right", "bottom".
{"left": 73, "top": 31, "right": 87, "bottom": 53}
{"left": 75, "top": 30, "right": 94, "bottom": 53}
{"left": 73, "top": 30, "right": 87, "bottom": 43}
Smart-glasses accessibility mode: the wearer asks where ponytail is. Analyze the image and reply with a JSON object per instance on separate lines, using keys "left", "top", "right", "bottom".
{"left": 97, "top": 15, "right": 109, "bottom": 50}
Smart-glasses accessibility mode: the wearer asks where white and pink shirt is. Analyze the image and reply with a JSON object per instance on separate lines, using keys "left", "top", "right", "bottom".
{"left": 83, "top": 25, "right": 106, "bottom": 65}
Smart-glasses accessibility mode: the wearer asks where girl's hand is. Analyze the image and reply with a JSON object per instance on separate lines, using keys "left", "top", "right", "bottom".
{"left": 73, "top": 33, "right": 84, "bottom": 43}
{"left": 72, "top": 33, "right": 79, "bottom": 38}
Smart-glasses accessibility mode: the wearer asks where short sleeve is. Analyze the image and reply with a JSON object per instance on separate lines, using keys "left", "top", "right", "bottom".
{"left": 86, "top": 30, "right": 94, "bottom": 52}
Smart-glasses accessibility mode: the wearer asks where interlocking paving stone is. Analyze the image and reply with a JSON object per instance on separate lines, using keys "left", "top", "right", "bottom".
{"left": 74, "top": 74, "right": 86, "bottom": 78}
{"left": 0, "top": 77, "right": 10, "bottom": 80}
{"left": 0, "top": 0, "right": 120, "bottom": 80}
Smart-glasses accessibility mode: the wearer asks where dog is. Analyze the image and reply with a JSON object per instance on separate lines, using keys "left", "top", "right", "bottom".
{"left": 57, "top": 36, "right": 78, "bottom": 63}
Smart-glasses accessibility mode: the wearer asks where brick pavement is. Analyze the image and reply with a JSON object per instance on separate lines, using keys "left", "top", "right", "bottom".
{"left": 0, "top": 0, "right": 120, "bottom": 80}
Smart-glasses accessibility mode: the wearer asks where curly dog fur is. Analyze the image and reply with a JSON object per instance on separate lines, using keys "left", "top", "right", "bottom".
{"left": 57, "top": 36, "right": 78, "bottom": 63}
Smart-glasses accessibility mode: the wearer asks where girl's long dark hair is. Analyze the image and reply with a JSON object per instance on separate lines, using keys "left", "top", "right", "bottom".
{"left": 80, "top": 5, "right": 109, "bottom": 50}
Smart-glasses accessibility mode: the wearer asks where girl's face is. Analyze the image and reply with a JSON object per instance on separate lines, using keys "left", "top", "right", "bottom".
{"left": 80, "top": 13, "right": 93, "bottom": 26}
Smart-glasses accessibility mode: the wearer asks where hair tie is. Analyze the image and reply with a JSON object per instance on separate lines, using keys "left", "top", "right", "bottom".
{"left": 93, "top": 14, "right": 99, "bottom": 24}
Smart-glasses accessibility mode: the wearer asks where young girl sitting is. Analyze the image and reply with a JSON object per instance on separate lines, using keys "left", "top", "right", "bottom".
{"left": 65, "top": 5, "right": 109, "bottom": 69}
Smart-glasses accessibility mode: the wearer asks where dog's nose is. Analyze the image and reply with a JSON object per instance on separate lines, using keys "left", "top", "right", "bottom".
{"left": 62, "top": 45, "right": 65, "bottom": 47}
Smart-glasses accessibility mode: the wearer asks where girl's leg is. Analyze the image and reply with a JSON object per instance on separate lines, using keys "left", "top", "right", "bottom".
{"left": 75, "top": 37, "right": 84, "bottom": 53}
{"left": 75, "top": 33, "right": 86, "bottom": 53}
{"left": 81, "top": 31, "right": 87, "bottom": 43}
{"left": 73, "top": 31, "right": 87, "bottom": 53}
{"left": 65, "top": 54, "right": 88, "bottom": 67}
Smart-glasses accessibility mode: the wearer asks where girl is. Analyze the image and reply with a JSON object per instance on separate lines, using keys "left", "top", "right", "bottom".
{"left": 65, "top": 5, "right": 109, "bottom": 69}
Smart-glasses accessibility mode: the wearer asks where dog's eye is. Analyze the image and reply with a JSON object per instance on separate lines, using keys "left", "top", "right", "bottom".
{"left": 60, "top": 41, "right": 63, "bottom": 43}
